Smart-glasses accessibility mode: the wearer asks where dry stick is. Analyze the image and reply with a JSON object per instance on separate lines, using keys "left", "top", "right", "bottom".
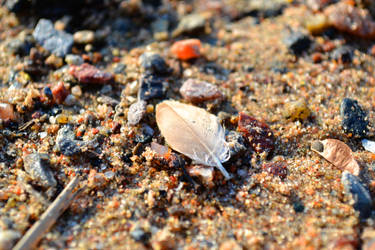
{"left": 14, "top": 176, "right": 80, "bottom": 250}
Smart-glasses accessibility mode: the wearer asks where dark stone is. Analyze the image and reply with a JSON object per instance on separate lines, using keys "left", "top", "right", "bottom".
{"left": 340, "top": 98, "right": 369, "bottom": 138}
{"left": 56, "top": 126, "right": 83, "bottom": 156}
{"left": 138, "top": 74, "right": 166, "bottom": 101}
{"left": 23, "top": 153, "right": 57, "bottom": 188}
{"left": 263, "top": 161, "right": 287, "bottom": 179}
{"left": 6, "top": 37, "right": 33, "bottom": 56}
{"left": 341, "top": 171, "right": 372, "bottom": 219}
{"left": 238, "top": 112, "right": 275, "bottom": 155}
{"left": 135, "top": 125, "right": 154, "bottom": 143}
{"left": 293, "top": 201, "right": 305, "bottom": 213}
{"left": 33, "top": 19, "right": 73, "bottom": 57}
{"left": 139, "top": 53, "right": 170, "bottom": 75}
{"left": 43, "top": 87, "right": 53, "bottom": 99}
{"left": 113, "top": 18, "right": 132, "bottom": 33}
{"left": 130, "top": 227, "right": 151, "bottom": 243}
{"left": 331, "top": 45, "right": 353, "bottom": 63}
{"left": 284, "top": 32, "right": 312, "bottom": 55}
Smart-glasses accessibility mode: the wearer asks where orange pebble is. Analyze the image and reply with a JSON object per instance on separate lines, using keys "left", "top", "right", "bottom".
{"left": 0, "top": 103, "right": 15, "bottom": 121}
{"left": 171, "top": 39, "right": 201, "bottom": 60}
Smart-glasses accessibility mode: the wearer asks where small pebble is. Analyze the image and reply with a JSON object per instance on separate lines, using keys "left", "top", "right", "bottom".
{"left": 341, "top": 171, "right": 372, "bottom": 219}
{"left": 331, "top": 46, "right": 353, "bottom": 64}
{"left": 45, "top": 54, "right": 63, "bottom": 68}
{"left": 138, "top": 74, "right": 166, "bottom": 101}
{"left": 172, "top": 13, "right": 206, "bottom": 37}
{"left": 0, "top": 230, "right": 20, "bottom": 250}
{"left": 139, "top": 52, "right": 170, "bottom": 75}
{"left": 226, "top": 131, "right": 247, "bottom": 157}
{"left": 55, "top": 114, "right": 70, "bottom": 124}
{"left": 283, "top": 99, "right": 311, "bottom": 121}
{"left": 130, "top": 227, "right": 151, "bottom": 243}
{"left": 263, "top": 161, "right": 287, "bottom": 179}
{"left": 186, "top": 165, "right": 214, "bottom": 188}
{"left": 32, "top": 19, "right": 73, "bottom": 57}
{"left": 238, "top": 112, "right": 275, "bottom": 155}
{"left": 324, "top": 2, "right": 375, "bottom": 38}
{"left": 69, "top": 63, "right": 114, "bottom": 84}
{"left": 73, "top": 30, "right": 95, "bottom": 44}
{"left": 0, "top": 103, "right": 16, "bottom": 121}
{"left": 71, "top": 85, "right": 82, "bottom": 97}
{"left": 52, "top": 82, "right": 69, "bottom": 104}
{"left": 305, "top": 13, "right": 329, "bottom": 35}
{"left": 171, "top": 39, "right": 202, "bottom": 60}
{"left": 340, "top": 98, "right": 368, "bottom": 138}
{"left": 65, "top": 54, "right": 84, "bottom": 65}
{"left": 128, "top": 100, "right": 147, "bottom": 126}
{"left": 283, "top": 32, "right": 312, "bottom": 55}
{"left": 56, "top": 126, "right": 83, "bottom": 156}
{"left": 362, "top": 139, "right": 375, "bottom": 154}
{"left": 23, "top": 153, "right": 57, "bottom": 188}
{"left": 179, "top": 79, "right": 223, "bottom": 103}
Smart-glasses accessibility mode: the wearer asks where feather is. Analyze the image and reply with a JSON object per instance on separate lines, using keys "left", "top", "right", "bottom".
{"left": 155, "top": 100, "right": 231, "bottom": 179}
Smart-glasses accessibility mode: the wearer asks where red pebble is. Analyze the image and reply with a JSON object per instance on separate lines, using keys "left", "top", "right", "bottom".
{"left": 171, "top": 39, "right": 201, "bottom": 60}
{"left": 52, "top": 82, "right": 69, "bottom": 104}
{"left": 263, "top": 162, "right": 287, "bottom": 179}
{"left": 0, "top": 103, "right": 15, "bottom": 121}
{"left": 238, "top": 112, "right": 275, "bottom": 154}
{"left": 69, "top": 63, "right": 114, "bottom": 84}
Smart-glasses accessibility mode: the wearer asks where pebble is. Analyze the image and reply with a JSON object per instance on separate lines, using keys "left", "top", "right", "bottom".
{"left": 341, "top": 171, "right": 372, "bottom": 219}
{"left": 52, "top": 82, "right": 69, "bottom": 104}
{"left": 139, "top": 52, "right": 170, "bottom": 75}
{"left": 238, "top": 112, "right": 275, "bottom": 155}
{"left": 262, "top": 161, "right": 287, "bottom": 179}
{"left": 151, "top": 18, "right": 169, "bottom": 41}
{"left": 65, "top": 54, "right": 84, "bottom": 65}
{"left": 6, "top": 37, "right": 32, "bottom": 56}
{"left": 55, "top": 114, "right": 70, "bottom": 123}
{"left": 138, "top": 74, "right": 166, "bottom": 101}
{"left": 45, "top": 54, "right": 63, "bottom": 68}
{"left": 171, "top": 39, "right": 202, "bottom": 60}
{"left": 71, "top": 85, "right": 82, "bottom": 97}
{"left": 56, "top": 126, "right": 83, "bottom": 156}
{"left": 305, "top": 13, "right": 330, "bottom": 35}
{"left": 340, "top": 98, "right": 368, "bottom": 138}
{"left": 226, "top": 131, "right": 247, "bottom": 157}
{"left": 130, "top": 227, "right": 151, "bottom": 242}
{"left": 362, "top": 139, "right": 375, "bottom": 154}
{"left": 23, "top": 153, "right": 57, "bottom": 188}
{"left": 172, "top": 13, "right": 206, "bottom": 37}
{"left": 73, "top": 30, "right": 95, "bottom": 44}
{"left": 0, "top": 103, "right": 16, "bottom": 121}
{"left": 324, "top": 2, "right": 375, "bottom": 38}
{"left": 283, "top": 32, "right": 312, "bottom": 55}
{"left": 186, "top": 165, "right": 214, "bottom": 188}
{"left": 179, "top": 79, "right": 223, "bottom": 103}
{"left": 0, "top": 230, "right": 20, "bottom": 250}
{"left": 32, "top": 19, "right": 74, "bottom": 57}
{"left": 128, "top": 100, "right": 147, "bottom": 126}
{"left": 331, "top": 46, "right": 353, "bottom": 64}
{"left": 135, "top": 125, "right": 154, "bottom": 143}
{"left": 283, "top": 99, "right": 311, "bottom": 121}
{"left": 69, "top": 63, "right": 114, "bottom": 84}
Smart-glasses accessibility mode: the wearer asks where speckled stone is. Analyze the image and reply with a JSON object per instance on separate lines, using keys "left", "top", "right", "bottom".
{"left": 340, "top": 98, "right": 369, "bottom": 138}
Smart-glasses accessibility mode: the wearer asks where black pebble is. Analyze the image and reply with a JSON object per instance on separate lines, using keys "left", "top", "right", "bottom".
{"left": 331, "top": 46, "right": 353, "bottom": 63}
{"left": 138, "top": 74, "right": 166, "bottom": 101}
{"left": 284, "top": 32, "right": 311, "bottom": 55}
{"left": 341, "top": 171, "right": 372, "bottom": 219}
{"left": 130, "top": 227, "right": 151, "bottom": 243}
{"left": 340, "top": 98, "right": 369, "bottom": 138}
{"left": 140, "top": 52, "right": 170, "bottom": 75}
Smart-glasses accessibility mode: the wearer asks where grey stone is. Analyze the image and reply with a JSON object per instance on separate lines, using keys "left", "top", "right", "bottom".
{"left": 23, "top": 153, "right": 57, "bottom": 188}
{"left": 128, "top": 100, "right": 147, "bottom": 126}
{"left": 340, "top": 98, "right": 369, "bottom": 138}
{"left": 33, "top": 19, "right": 73, "bottom": 57}
{"left": 342, "top": 171, "right": 372, "bottom": 219}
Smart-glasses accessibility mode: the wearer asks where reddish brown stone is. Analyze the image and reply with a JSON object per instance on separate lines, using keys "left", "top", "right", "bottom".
{"left": 238, "top": 112, "right": 275, "bottom": 154}
{"left": 69, "top": 63, "right": 114, "bottom": 84}
{"left": 263, "top": 161, "right": 287, "bottom": 179}
{"left": 52, "top": 82, "right": 69, "bottom": 104}
{"left": 179, "top": 79, "right": 223, "bottom": 103}
{"left": 324, "top": 2, "right": 375, "bottom": 38}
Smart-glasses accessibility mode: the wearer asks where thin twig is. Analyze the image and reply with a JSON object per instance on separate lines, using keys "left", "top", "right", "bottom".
{"left": 14, "top": 176, "right": 81, "bottom": 250}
